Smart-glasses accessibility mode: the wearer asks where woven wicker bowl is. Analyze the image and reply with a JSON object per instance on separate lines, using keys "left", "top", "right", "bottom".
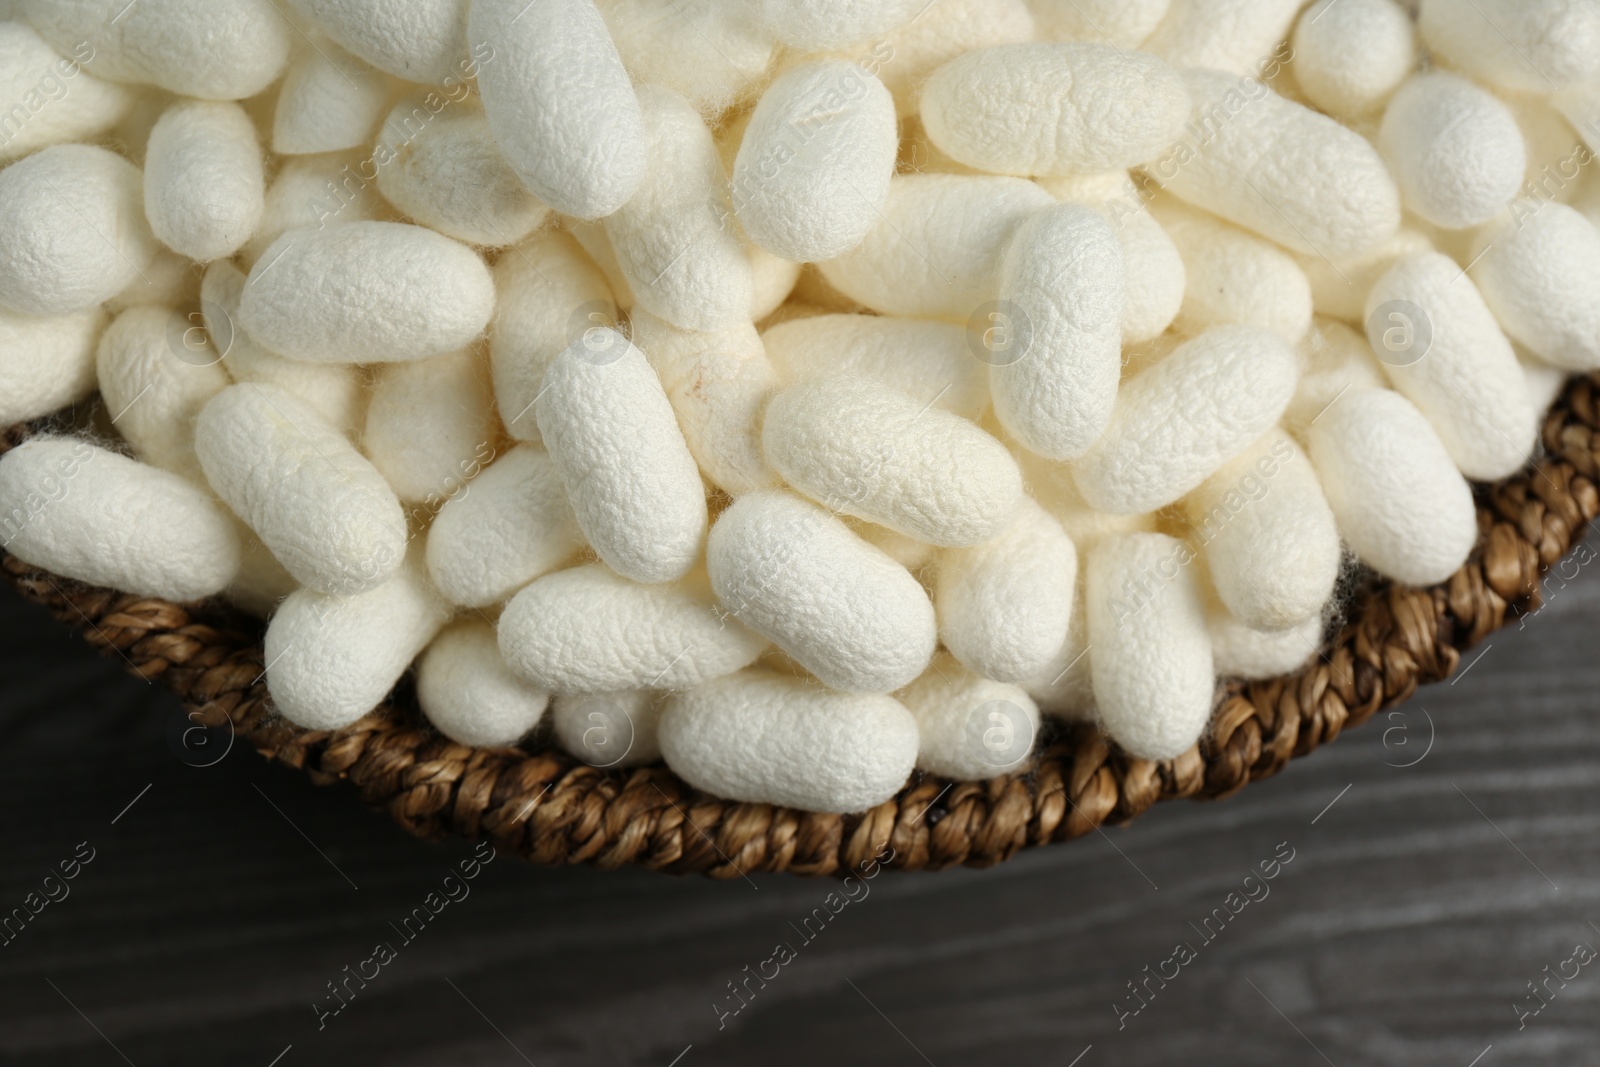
{"left": 4, "top": 376, "right": 1598, "bottom": 878}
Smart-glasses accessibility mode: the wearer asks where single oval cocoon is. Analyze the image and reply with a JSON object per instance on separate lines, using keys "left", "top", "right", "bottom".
{"left": 1307, "top": 388, "right": 1478, "bottom": 586}
{"left": 23, "top": 0, "right": 293, "bottom": 99}
{"left": 1470, "top": 202, "right": 1600, "bottom": 372}
{"left": 935, "top": 496, "right": 1077, "bottom": 686}
{"left": 273, "top": 41, "right": 393, "bottom": 156}
{"left": 597, "top": 0, "right": 773, "bottom": 117}
{"left": 425, "top": 444, "right": 581, "bottom": 608}
{"left": 761, "top": 313, "right": 989, "bottom": 421}
{"left": 0, "top": 306, "right": 105, "bottom": 426}
{"left": 1155, "top": 70, "right": 1401, "bottom": 260}
{"left": 95, "top": 305, "right": 229, "bottom": 480}
{"left": 898, "top": 654, "right": 1040, "bottom": 779}
{"left": 608, "top": 86, "right": 752, "bottom": 332}
{"left": 1085, "top": 532, "right": 1214, "bottom": 762}
{"left": 362, "top": 349, "right": 495, "bottom": 506}
{"left": 764, "top": 374, "right": 1024, "bottom": 547}
{"left": 991, "top": 202, "right": 1125, "bottom": 461}
{"left": 660, "top": 669, "right": 919, "bottom": 813}
{"left": 0, "top": 436, "right": 240, "bottom": 601}
{"left": 489, "top": 230, "right": 615, "bottom": 442}
{"left": 417, "top": 621, "right": 550, "bottom": 748}
{"left": 1143, "top": 0, "right": 1302, "bottom": 76}
{"left": 1031, "top": 0, "right": 1167, "bottom": 48}
{"left": 535, "top": 331, "right": 707, "bottom": 585}
{"left": 552, "top": 689, "right": 667, "bottom": 768}
{"left": 194, "top": 383, "right": 407, "bottom": 597}
{"left": 732, "top": 60, "right": 897, "bottom": 263}
{"left": 758, "top": 0, "right": 925, "bottom": 52}
{"left": 144, "top": 100, "right": 265, "bottom": 263}
{"left": 0, "top": 23, "right": 133, "bottom": 162}
{"left": 628, "top": 310, "right": 781, "bottom": 496}
{"left": 265, "top": 550, "right": 450, "bottom": 732}
{"left": 818, "top": 174, "right": 1055, "bottom": 320}
{"left": 498, "top": 565, "right": 768, "bottom": 695}
{"left": 1073, "top": 325, "right": 1299, "bottom": 515}
{"left": 1365, "top": 251, "right": 1536, "bottom": 481}
{"left": 1419, "top": 0, "right": 1600, "bottom": 94}
{"left": 200, "top": 262, "right": 362, "bottom": 435}
{"left": 1186, "top": 428, "right": 1340, "bottom": 631}
{"left": 0, "top": 145, "right": 159, "bottom": 316}
{"left": 1153, "top": 196, "right": 1312, "bottom": 345}
{"left": 1378, "top": 72, "right": 1526, "bottom": 231}
{"left": 285, "top": 0, "right": 470, "bottom": 83}
{"left": 706, "top": 489, "right": 936, "bottom": 693}
{"left": 471, "top": 0, "right": 645, "bottom": 219}
{"left": 373, "top": 100, "right": 549, "bottom": 248}
{"left": 1206, "top": 598, "right": 1322, "bottom": 681}
{"left": 920, "top": 43, "right": 1190, "bottom": 178}
{"left": 1291, "top": 0, "right": 1416, "bottom": 118}
{"left": 238, "top": 222, "right": 494, "bottom": 363}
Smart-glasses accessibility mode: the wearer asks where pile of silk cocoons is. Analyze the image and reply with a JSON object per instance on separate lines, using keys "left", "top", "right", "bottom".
{"left": 2, "top": 0, "right": 1598, "bottom": 816}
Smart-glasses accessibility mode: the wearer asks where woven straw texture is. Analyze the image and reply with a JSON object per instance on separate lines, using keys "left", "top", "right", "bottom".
{"left": 3, "top": 377, "right": 1597, "bottom": 878}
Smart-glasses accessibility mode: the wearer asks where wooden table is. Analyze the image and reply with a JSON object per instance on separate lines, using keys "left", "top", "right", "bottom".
{"left": 1, "top": 542, "right": 1597, "bottom": 1067}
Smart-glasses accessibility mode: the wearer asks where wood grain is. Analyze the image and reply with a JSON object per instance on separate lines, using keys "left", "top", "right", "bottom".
{"left": 0, "top": 536, "right": 1597, "bottom": 1067}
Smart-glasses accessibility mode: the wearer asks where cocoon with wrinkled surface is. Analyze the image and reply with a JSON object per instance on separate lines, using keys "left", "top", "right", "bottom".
{"left": 1073, "top": 325, "right": 1299, "bottom": 515}
{"left": 471, "top": 0, "right": 645, "bottom": 219}
{"left": 489, "top": 230, "right": 615, "bottom": 442}
{"left": 659, "top": 669, "right": 919, "bottom": 813}
{"left": 200, "top": 262, "right": 362, "bottom": 435}
{"left": 1419, "top": 0, "right": 1600, "bottom": 94}
{"left": 144, "top": 100, "right": 264, "bottom": 263}
{"left": 1085, "top": 532, "right": 1214, "bottom": 762}
{"left": 758, "top": 0, "right": 925, "bottom": 52}
{"left": 1469, "top": 202, "right": 1600, "bottom": 372}
{"left": 1365, "top": 251, "right": 1536, "bottom": 481}
{"left": 1187, "top": 428, "right": 1340, "bottom": 631}
{"left": 362, "top": 348, "right": 495, "bottom": 505}
{"left": 761, "top": 313, "right": 989, "bottom": 421}
{"left": 1156, "top": 70, "right": 1401, "bottom": 260}
{"left": 0, "top": 306, "right": 104, "bottom": 426}
{"left": 763, "top": 374, "right": 1024, "bottom": 547}
{"left": 425, "top": 444, "right": 580, "bottom": 608}
{"left": 597, "top": 0, "right": 773, "bottom": 117}
{"left": 1142, "top": 0, "right": 1302, "bottom": 75}
{"left": 1030, "top": 0, "right": 1167, "bottom": 48}
{"left": 990, "top": 202, "right": 1125, "bottom": 461}
{"left": 498, "top": 565, "right": 768, "bottom": 695}
{"left": 273, "top": 40, "right": 392, "bottom": 156}
{"left": 0, "top": 436, "right": 240, "bottom": 602}
{"left": 1291, "top": 0, "right": 1416, "bottom": 119}
{"left": 608, "top": 86, "right": 751, "bottom": 332}
{"left": 0, "top": 145, "right": 159, "bottom": 316}
{"left": 1306, "top": 387, "right": 1478, "bottom": 586}
{"left": 94, "top": 305, "right": 229, "bottom": 480}
{"left": 238, "top": 222, "right": 494, "bottom": 364}
{"left": 898, "top": 654, "right": 1040, "bottom": 779}
{"left": 1378, "top": 72, "right": 1525, "bottom": 231}
{"left": 919, "top": 43, "right": 1190, "bottom": 177}
{"left": 535, "top": 331, "right": 707, "bottom": 584}
{"left": 373, "top": 100, "right": 548, "bottom": 248}
{"left": 0, "top": 22, "right": 132, "bottom": 161}
{"left": 417, "top": 621, "right": 549, "bottom": 748}
{"left": 628, "top": 310, "right": 780, "bottom": 496}
{"left": 707, "top": 489, "right": 936, "bottom": 693}
{"left": 1152, "top": 197, "right": 1312, "bottom": 344}
{"left": 551, "top": 689, "right": 665, "bottom": 768}
{"left": 284, "top": 0, "right": 469, "bottom": 83}
{"left": 936, "top": 496, "right": 1077, "bottom": 685}
{"left": 818, "top": 174, "right": 1054, "bottom": 320}
{"left": 194, "top": 383, "right": 407, "bottom": 597}
{"left": 732, "top": 61, "right": 897, "bottom": 263}
{"left": 264, "top": 550, "right": 450, "bottom": 732}
{"left": 23, "top": 0, "right": 292, "bottom": 99}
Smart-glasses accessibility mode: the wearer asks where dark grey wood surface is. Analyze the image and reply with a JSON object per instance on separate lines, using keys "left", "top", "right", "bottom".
{"left": 1, "top": 536, "right": 1597, "bottom": 1067}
